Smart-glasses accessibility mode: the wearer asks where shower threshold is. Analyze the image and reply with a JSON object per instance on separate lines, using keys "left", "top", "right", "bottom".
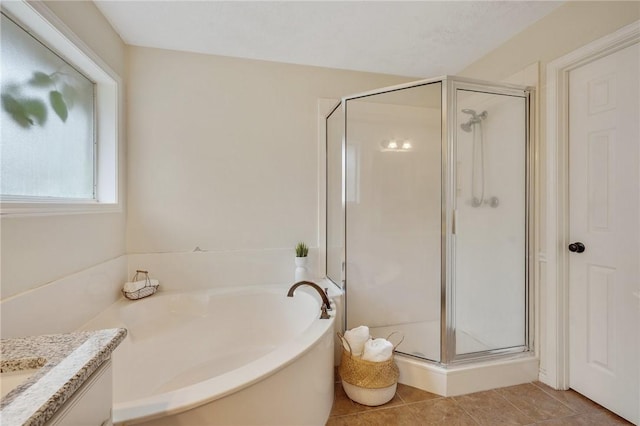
{"left": 395, "top": 350, "right": 538, "bottom": 397}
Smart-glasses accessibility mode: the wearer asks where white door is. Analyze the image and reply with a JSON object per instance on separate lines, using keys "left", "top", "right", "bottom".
{"left": 568, "top": 42, "right": 639, "bottom": 424}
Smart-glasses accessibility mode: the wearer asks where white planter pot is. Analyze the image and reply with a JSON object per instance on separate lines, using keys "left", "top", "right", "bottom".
{"left": 295, "top": 257, "right": 310, "bottom": 281}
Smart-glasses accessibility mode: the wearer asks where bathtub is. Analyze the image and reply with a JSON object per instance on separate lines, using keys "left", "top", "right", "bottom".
{"left": 81, "top": 285, "right": 336, "bottom": 425}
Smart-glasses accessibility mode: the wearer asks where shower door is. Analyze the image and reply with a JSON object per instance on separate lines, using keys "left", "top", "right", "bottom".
{"left": 449, "top": 82, "right": 530, "bottom": 360}
{"left": 343, "top": 82, "right": 442, "bottom": 362}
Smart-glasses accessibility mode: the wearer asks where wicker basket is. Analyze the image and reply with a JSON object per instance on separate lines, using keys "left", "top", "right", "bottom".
{"left": 337, "top": 332, "right": 402, "bottom": 406}
{"left": 122, "top": 270, "right": 158, "bottom": 300}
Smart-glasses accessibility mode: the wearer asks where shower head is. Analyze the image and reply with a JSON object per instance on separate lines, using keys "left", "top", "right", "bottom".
{"left": 461, "top": 109, "right": 488, "bottom": 119}
{"left": 460, "top": 109, "right": 488, "bottom": 132}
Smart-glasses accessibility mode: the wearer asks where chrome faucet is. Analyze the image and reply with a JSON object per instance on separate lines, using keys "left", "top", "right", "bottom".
{"left": 287, "top": 280, "right": 332, "bottom": 319}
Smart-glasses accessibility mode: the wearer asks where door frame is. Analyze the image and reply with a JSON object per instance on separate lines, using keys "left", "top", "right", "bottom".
{"left": 544, "top": 20, "right": 639, "bottom": 390}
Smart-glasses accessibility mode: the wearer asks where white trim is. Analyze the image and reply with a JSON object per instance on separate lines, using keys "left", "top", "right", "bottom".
{"left": 317, "top": 98, "right": 339, "bottom": 281}
{"left": 397, "top": 353, "right": 539, "bottom": 397}
{"left": 0, "top": 0, "right": 122, "bottom": 216}
{"left": 0, "top": 202, "right": 121, "bottom": 217}
{"left": 544, "top": 20, "right": 640, "bottom": 390}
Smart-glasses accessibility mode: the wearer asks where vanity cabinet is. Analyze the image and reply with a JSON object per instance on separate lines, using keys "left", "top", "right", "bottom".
{"left": 46, "top": 360, "right": 113, "bottom": 426}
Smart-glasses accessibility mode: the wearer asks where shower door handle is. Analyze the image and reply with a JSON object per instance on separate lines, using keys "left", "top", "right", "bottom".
{"left": 452, "top": 209, "right": 457, "bottom": 235}
{"left": 568, "top": 242, "right": 585, "bottom": 253}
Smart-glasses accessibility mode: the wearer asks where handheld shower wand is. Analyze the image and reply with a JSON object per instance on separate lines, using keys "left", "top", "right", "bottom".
{"left": 459, "top": 109, "right": 497, "bottom": 208}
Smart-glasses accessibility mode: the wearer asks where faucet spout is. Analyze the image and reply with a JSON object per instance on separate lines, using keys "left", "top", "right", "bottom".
{"left": 287, "top": 281, "right": 332, "bottom": 319}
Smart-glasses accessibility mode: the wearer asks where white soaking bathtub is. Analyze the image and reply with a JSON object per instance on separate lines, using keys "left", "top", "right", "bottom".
{"left": 81, "top": 285, "right": 336, "bottom": 425}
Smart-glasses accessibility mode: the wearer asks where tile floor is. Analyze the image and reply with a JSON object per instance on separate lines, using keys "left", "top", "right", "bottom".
{"left": 328, "top": 377, "right": 632, "bottom": 425}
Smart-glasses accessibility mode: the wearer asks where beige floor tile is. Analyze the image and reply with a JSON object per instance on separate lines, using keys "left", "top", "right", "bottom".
{"left": 496, "top": 383, "right": 575, "bottom": 421}
{"left": 327, "top": 382, "right": 629, "bottom": 426}
{"left": 409, "top": 398, "right": 478, "bottom": 425}
{"left": 354, "top": 405, "right": 423, "bottom": 426}
{"left": 326, "top": 413, "right": 363, "bottom": 426}
{"left": 534, "top": 411, "right": 633, "bottom": 425}
{"left": 330, "top": 383, "right": 367, "bottom": 416}
{"left": 590, "top": 410, "right": 635, "bottom": 425}
{"left": 396, "top": 383, "right": 442, "bottom": 403}
{"left": 531, "top": 382, "right": 601, "bottom": 414}
{"left": 454, "top": 390, "right": 534, "bottom": 425}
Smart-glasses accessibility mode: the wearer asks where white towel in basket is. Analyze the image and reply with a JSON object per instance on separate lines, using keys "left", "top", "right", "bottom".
{"left": 343, "top": 325, "right": 370, "bottom": 357}
{"left": 361, "top": 338, "right": 394, "bottom": 362}
{"left": 123, "top": 279, "right": 158, "bottom": 293}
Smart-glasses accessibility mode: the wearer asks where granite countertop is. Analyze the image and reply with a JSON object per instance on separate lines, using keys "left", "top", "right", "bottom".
{"left": 0, "top": 328, "right": 127, "bottom": 426}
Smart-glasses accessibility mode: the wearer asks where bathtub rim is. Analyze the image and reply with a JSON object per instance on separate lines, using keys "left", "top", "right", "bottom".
{"left": 106, "top": 285, "right": 336, "bottom": 425}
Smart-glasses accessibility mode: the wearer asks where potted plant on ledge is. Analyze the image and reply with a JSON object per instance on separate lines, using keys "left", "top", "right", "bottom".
{"left": 295, "top": 242, "right": 310, "bottom": 281}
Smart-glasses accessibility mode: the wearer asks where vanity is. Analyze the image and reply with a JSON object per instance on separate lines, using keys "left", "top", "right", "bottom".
{"left": 0, "top": 328, "right": 126, "bottom": 426}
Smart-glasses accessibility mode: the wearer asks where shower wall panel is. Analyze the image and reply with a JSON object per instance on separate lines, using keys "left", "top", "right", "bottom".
{"left": 326, "top": 105, "right": 344, "bottom": 286}
{"left": 345, "top": 83, "right": 442, "bottom": 361}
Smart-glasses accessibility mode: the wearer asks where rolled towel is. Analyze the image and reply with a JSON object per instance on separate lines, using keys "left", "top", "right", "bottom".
{"left": 362, "top": 338, "right": 394, "bottom": 362}
{"left": 343, "top": 325, "right": 370, "bottom": 356}
{"left": 123, "top": 279, "right": 159, "bottom": 293}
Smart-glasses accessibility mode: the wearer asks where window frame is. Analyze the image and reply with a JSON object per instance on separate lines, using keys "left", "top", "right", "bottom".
{"left": 0, "top": 0, "right": 121, "bottom": 216}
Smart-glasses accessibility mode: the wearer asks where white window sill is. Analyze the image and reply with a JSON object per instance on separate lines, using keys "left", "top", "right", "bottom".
{"left": 0, "top": 201, "right": 122, "bottom": 217}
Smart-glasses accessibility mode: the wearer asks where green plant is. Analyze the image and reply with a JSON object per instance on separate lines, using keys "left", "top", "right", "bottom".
{"left": 295, "top": 242, "right": 309, "bottom": 257}
{"left": 2, "top": 70, "right": 79, "bottom": 129}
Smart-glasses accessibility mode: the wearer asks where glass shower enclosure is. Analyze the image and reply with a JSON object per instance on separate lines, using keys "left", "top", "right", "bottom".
{"left": 326, "top": 76, "right": 533, "bottom": 364}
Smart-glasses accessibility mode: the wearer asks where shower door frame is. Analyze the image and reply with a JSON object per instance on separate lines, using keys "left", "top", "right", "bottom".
{"left": 444, "top": 77, "right": 534, "bottom": 364}
{"left": 325, "top": 100, "right": 345, "bottom": 289}
{"left": 339, "top": 76, "right": 446, "bottom": 363}
{"left": 326, "top": 76, "right": 535, "bottom": 366}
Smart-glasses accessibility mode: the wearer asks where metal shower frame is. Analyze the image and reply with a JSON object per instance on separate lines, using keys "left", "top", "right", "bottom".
{"left": 325, "top": 75, "right": 535, "bottom": 365}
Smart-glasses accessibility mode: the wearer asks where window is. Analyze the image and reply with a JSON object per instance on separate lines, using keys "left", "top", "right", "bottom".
{"left": 1, "top": 13, "right": 95, "bottom": 199}
{"left": 0, "top": 1, "right": 120, "bottom": 215}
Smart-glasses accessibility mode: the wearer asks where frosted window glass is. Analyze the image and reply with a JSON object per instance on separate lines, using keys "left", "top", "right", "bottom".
{"left": 1, "top": 13, "right": 95, "bottom": 199}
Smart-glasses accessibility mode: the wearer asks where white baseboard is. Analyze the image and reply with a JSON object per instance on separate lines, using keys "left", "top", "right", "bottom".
{"left": 396, "top": 353, "right": 539, "bottom": 396}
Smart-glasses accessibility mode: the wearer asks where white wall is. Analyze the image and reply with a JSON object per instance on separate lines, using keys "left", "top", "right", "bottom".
{"left": 1, "top": 256, "right": 127, "bottom": 338}
{"left": 126, "top": 46, "right": 411, "bottom": 287}
{"left": 0, "top": 1, "right": 127, "bottom": 301}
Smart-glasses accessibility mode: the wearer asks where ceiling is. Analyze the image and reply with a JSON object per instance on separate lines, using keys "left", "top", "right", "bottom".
{"left": 95, "top": 1, "right": 563, "bottom": 78}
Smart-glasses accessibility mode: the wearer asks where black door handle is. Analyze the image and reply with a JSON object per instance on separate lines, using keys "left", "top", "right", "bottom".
{"left": 568, "top": 242, "right": 586, "bottom": 253}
